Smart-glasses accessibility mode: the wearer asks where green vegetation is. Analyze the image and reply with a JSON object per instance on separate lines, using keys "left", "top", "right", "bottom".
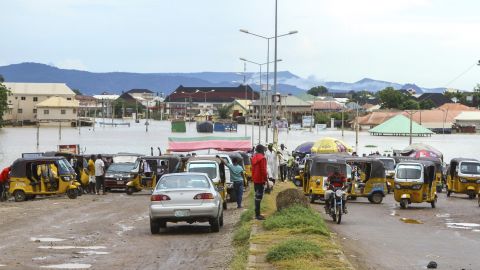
{"left": 229, "top": 190, "right": 254, "bottom": 270}
{"left": 266, "top": 239, "right": 322, "bottom": 262}
{"left": 217, "top": 104, "right": 233, "bottom": 119}
{"left": 263, "top": 205, "right": 328, "bottom": 235}
{"left": 307, "top": 85, "right": 328, "bottom": 96}
{"left": 0, "top": 75, "right": 10, "bottom": 127}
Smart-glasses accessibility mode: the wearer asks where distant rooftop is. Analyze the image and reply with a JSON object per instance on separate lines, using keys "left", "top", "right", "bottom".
{"left": 4, "top": 82, "right": 75, "bottom": 96}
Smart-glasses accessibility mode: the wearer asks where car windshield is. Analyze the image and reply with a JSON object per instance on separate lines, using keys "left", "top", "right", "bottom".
{"left": 107, "top": 163, "right": 135, "bottom": 173}
{"left": 156, "top": 174, "right": 210, "bottom": 190}
{"left": 56, "top": 159, "right": 74, "bottom": 175}
{"left": 188, "top": 162, "right": 217, "bottom": 179}
{"left": 396, "top": 164, "right": 422, "bottom": 182}
{"left": 311, "top": 163, "right": 346, "bottom": 176}
{"left": 379, "top": 159, "right": 395, "bottom": 170}
{"left": 460, "top": 162, "right": 480, "bottom": 175}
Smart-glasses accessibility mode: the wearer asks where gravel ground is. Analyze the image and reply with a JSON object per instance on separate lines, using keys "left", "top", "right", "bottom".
{"left": 0, "top": 191, "right": 243, "bottom": 270}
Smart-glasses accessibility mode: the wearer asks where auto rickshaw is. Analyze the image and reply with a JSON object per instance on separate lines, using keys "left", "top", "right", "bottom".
{"left": 303, "top": 154, "right": 350, "bottom": 203}
{"left": 394, "top": 160, "right": 437, "bottom": 209}
{"left": 376, "top": 157, "right": 395, "bottom": 193}
{"left": 44, "top": 152, "right": 89, "bottom": 194}
{"left": 126, "top": 155, "right": 181, "bottom": 195}
{"left": 446, "top": 158, "right": 480, "bottom": 199}
{"left": 345, "top": 157, "right": 387, "bottom": 204}
{"left": 185, "top": 156, "right": 228, "bottom": 209}
{"left": 8, "top": 157, "right": 79, "bottom": 202}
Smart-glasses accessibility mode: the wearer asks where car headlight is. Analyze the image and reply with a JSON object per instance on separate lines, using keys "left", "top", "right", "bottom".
{"left": 459, "top": 178, "right": 468, "bottom": 183}
{"left": 395, "top": 184, "right": 401, "bottom": 189}
{"left": 335, "top": 189, "right": 343, "bottom": 197}
{"left": 411, "top": 184, "right": 422, "bottom": 190}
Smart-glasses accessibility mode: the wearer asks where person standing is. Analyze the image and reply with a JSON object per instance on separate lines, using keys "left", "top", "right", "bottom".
{"left": 266, "top": 144, "right": 279, "bottom": 183}
{"left": 0, "top": 166, "right": 10, "bottom": 201}
{"left": 279, "top": 144, "right": 289, "bottom": 182}
{"left": 94, "top": 154, "right": 106, "bottom": 195}
{"left": 87, "top": 155, "right": 96, "bottom": 194}
{"left": 221, "top": 157, "right": 245, "bottom": 208}
{"left": 252, "top": 144, "right": 268, "bottom": 220}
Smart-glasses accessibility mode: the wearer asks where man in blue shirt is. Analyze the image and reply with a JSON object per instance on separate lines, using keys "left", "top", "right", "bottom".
{"left": 221, "top": 157, "right": 245, "bottom": 208}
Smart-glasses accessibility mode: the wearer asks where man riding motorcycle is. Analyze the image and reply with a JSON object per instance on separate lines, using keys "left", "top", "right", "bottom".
{"left": 324, "top": 168, "right": 348, "bottom": 214}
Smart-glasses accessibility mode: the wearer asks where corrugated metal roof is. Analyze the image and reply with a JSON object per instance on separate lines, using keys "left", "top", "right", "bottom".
{"left": 438, "top": 103, "right": 478, "bottom": 111}
{"left": 369, "top": 114, "right": 433, "bottom": 135}
{"left": 36, "top": 97, "right": 79, "bottom": 108}
{"left": 455, "top": 111, "right": 480, "bottom": 121}
{"left": 3, "top": 82, "right": 75, "bottom": 95}
{"left": 312, "top": 100, "right": 344, "bottom": 110}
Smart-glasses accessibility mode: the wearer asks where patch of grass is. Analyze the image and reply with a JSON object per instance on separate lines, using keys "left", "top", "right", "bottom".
{"left": 263, "top": 204, "right": 329, "bottom": 235}
{"left": 266, "top": 239, "right": 322, "bottom": 262}
{"left": 233, "top": 223, "right": 252, "bottom": 246}
{"left": 229, "top": 189, "right": 254, "bottom": 270}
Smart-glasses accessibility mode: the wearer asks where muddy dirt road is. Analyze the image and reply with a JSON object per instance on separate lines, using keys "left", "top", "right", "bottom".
{"left": 313, "top": 193, "right": 480, "bottom": 270}
{"left": 0, "top": 192, "right": 241, "bottom": 270}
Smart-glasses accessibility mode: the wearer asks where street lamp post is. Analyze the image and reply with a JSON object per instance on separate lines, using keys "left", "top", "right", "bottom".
{"left": 195, "top": 89, "right": 215, "bottom": 120}
{"left": 240, "top": 28, "right": 297, "bottom": 144}
{"left": 240, "top": 57, "right": 282, "bottom": 144}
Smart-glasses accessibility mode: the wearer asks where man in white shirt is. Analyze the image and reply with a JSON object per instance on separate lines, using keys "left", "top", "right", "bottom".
{"left": 94, "top": 154, "right": 106, "bottom": 195}
{"left": 266, "top": 144, "right": 279, "bottom": 183}
{"left": 279, "top": 144, "right": 289, "bottom": 182}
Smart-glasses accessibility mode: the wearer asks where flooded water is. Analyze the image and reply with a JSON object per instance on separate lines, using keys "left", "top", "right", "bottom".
{"left": 1, "top": 119, "right": 480, "bottom": 168}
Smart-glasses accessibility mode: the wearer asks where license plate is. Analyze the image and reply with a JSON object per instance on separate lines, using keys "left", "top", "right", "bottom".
{"left": 174, "top": 210, "right": 190, "bottom": 217}
{"left": 117, "top": 181, "right": 123, "bottom": 185}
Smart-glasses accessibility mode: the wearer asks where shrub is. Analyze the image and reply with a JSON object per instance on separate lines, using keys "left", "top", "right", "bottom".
{"left": 263, "top": 205, "right": 328, "bottom": 235}
{"left": 266, "top": 239, "right": 322, "bottom": 262}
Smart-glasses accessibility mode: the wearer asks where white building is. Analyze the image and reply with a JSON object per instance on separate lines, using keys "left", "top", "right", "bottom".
{"left": 4, "top": 82, "right": 76, "bottom": 124}
{"left": 36, "top": 97, "right": 79, "bottom": 126}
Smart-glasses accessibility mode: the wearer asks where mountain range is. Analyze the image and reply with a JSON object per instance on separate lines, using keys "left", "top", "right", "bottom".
{"left": 0, "top": 63, "right": 446, "bottom": 96}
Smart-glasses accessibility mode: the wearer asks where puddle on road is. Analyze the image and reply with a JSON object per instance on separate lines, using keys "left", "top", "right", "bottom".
{"left": 116, "top": 224, "right": 134, "bottom": 236}
{"left": 76, "top": 250, "right": 110, "bottom": 255}
{"left": 32, "top": 256, "right": 49, "bottom": 261}
{"left": 435, "top": 213, "right": 450, "bottom": 218}
{"left": 0, "top": 264, "right": 6, "bottom": 267}
{"left": 31, "top": 237, "right": 66, "bottom": 242}
{"left": 40, "top": 263, "right": 91, "bottom": 269}
{"left": 446, "top": 223, "right": 480, "bottom": 230}
{"left": 38, "top": 246, "right": 107, "bottom": 250}
{"left": 390, "top": 210, "right": 399, "bottom": 216}
{"left": 400, "top": 218, "right": 423, "bottom": 224}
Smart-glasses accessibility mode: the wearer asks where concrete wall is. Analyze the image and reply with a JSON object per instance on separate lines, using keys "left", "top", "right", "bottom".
{"left": 6, "top": 93, "right": 75, "bottom": 123}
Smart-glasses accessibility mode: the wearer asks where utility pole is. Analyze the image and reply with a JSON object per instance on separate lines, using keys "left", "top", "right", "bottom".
{"left": 355, "top": 105, "right": 359, "bottom": 152}
{"left": 272, "top": 0, "right": 279, "bottom": 146}
{"left": 341, "top": 109, "right": 344, "bottom": 137}
{"left": 244, "top": 61, "right": 247, "bottom": 137}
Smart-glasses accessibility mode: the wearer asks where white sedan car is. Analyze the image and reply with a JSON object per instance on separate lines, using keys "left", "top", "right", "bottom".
{"left": 149, "top": 172, "right": 224, "bottom": 234}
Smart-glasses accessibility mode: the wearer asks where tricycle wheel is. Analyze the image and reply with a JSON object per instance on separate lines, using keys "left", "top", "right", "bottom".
{"left": 400, "top": 199, "right": 407, "bottom": 209}
{"left": 431, "top": 198, "right": 436, "bottom": 208}
{"left": 446, "top": 189, "right": 451, "bottom": 197}
{"left": 436, "top": 185, "right": 443, "bottom": 193}
{"left": 76, "top": 186, "right": 83, "bottom": 196}
{"left": 126, "top": 186, "right": 134, "bottom": 195}
{"left": 14, "top": 190, "right": 26, "bottom": 202}
{"left": 309, "top": 192, "right": 316, "bottom": 203}
{"left": 67, "top": 189, "right": 77, "bottom": 199}
{"left": 222, "top": 201, "right": 227, "bottom": 210}
{"left": 219, "top": 211, "right": 224, "bottom": 227}
{"left": 369, "top": 192, "right": 383, "bottom": 204}
{"left": 468, "top": 191, "right": 476, "bottom": 199}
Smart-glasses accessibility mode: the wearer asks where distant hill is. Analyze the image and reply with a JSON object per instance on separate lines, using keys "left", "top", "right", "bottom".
{"left": 0, "top": 62, "right": 447, "bottom": 96}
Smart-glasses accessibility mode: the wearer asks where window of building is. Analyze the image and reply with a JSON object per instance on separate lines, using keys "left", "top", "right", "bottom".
{"left": 21, "top": 96, "right": 26, "bottom": 100}
{"left": 61, "top": 109, "right": 66, "bottom": 115}
{"left": 33, "top": 97, "right": 38, "bottom": 102}
{"left": 73, "top": 109, "right": 77, "bottom": 114}
{"left": 44, "top": 110, "right": 49, "bottom": 115}
{"left": 17, "top": 109, "right": 23, "bottom": 113}
{"left": 33, "top": 109, "right": 37, "bottom": 113}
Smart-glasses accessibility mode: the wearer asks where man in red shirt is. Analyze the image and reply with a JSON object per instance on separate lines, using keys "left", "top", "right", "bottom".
{"left": 0, "top": 166, "right": 10, "bottom": 201}
{"left": 251, "top": 144, "right": 268, "bottom": 220}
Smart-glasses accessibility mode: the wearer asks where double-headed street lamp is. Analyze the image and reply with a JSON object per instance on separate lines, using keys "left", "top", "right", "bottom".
{"left": 195, "top": 89, "right": 215, "bottom": 117}
{"left": 239, "top": 57, "right": 282, "bottom": 144}
{"left": 240, "top": 28, "right": 297, "bottom": 145}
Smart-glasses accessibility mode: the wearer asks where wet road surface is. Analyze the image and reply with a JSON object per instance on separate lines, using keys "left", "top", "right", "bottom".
{"left": 312, "top": 192, "right": 480, "bottom": 270}
{"left": 0, "top": 192, "right": 241, "bottom": 269}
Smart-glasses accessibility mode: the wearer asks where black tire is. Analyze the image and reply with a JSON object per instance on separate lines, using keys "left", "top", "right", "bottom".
{"left": 210, "top": 215, "right": 221, "bottom": 232}
{"left": 331, "top": 213, "right": 336, "bottom": 223}
{"left": 219, "top": 211, "right": 224, "bottom": 227}
{"left": 14, "top": 190, "right": 26, "bottom": 202}
{"left": 336, "top": 208, "right": 342, "bottom": 224}
{"left": 76, "top": 187, "right": 83, "bottom": 196}
{"left": 158, "top": 219, "right": 167, "bottom": 228}
{"left": 67, "top": 189, "right": 77, "bottom": 199}
{"left": 446, "top": 189, "right": 451, "bottom": 197}
{"left": 468, "top": 191, "right": 476, "bottom": 199}
{"left": 436, "top": 185, "right": 443, "bottom": 193}
{"left": 150, "top": 219, "right": 159, "bottom": 234}
{"left": 369, "top": 192, "right": 383, "bottom": 204}
{"left": 222, "top": 200, "right": 227, "bottom": 210}
{"left": 126, "top": 186, "right": 134, "bottom": 195}
{"left": 431, "top": 199, "right": 436, "bottom": 208}
{"left": 478, "top": 197, "right": 480, "bottom": 207}
{"left": 400, "top": 199, "right": 407, "bottom": 209}
{"left": 309, "top": 192, "right": 316, "bottom": 203}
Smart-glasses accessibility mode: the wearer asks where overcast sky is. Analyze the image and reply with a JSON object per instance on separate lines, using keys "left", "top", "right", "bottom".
{"left": 1, "top": 0, "right": 479, "bottom": 90}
